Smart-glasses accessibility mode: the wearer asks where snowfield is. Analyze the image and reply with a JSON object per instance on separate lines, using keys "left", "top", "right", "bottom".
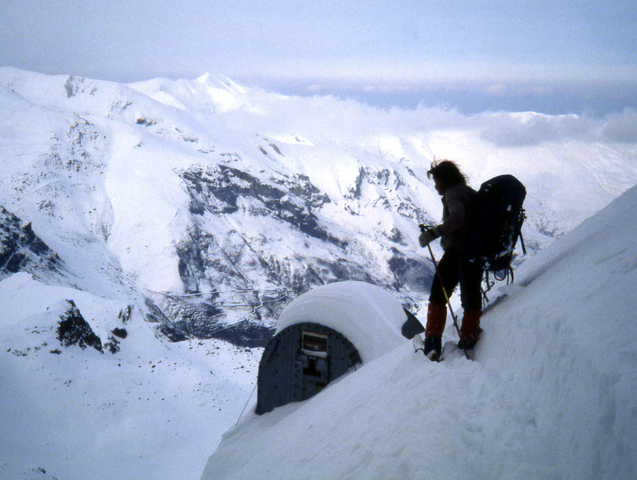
{"left": 0, "top": 67, "right": 636, "bottom": 480}
{"left": 0, "top": 273, "right": 261, "bottom": 480}
{"left": 202, "top": 184, "right": 637, "bottom": 479}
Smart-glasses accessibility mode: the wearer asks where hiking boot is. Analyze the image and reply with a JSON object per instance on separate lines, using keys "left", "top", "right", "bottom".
{"left": 458, "top": 310, "right": 482, "bottom": 350}
{"left": 424, "top": 337, "right": 442, "bottom": 362}
{"left": 458, "top": 326, "right": 483, "bottom": 350}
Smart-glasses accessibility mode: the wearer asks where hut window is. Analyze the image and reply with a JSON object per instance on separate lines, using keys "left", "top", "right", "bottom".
{"left": 301, "top": 331, "right": 328, "bottom": 358}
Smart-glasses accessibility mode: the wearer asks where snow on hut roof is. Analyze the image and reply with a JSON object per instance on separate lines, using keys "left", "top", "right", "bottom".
{"left": 276, "top": 281, "right": 408, "bottom": 364}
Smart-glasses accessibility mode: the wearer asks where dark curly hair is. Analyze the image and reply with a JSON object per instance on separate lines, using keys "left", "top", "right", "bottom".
{"left": 427, "top": 159, "right": 467, "bottom": 189}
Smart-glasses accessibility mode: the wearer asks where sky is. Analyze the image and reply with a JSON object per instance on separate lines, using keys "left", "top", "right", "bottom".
{"left": 1, "top": 0, "right": 637, "bottom": 113}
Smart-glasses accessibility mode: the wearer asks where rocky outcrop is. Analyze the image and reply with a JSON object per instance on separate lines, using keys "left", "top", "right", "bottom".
{"left": 56, "top": 300, "right": 103, "bottom": 352}
{"left": 0, "top": 207, "right": 62, "bottom": 280}
{"left": 156, "top": 163, "right": 432, "bottom": 346}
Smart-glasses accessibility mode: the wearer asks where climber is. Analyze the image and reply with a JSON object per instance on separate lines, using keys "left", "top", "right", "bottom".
{"left": 418, "top": 160, "right": 484, "bottom": 361}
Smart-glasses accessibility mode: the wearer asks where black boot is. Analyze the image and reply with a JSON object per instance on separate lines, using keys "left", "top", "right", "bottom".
{"left": 458, "top": 326, "right": 483, "bottom": 351}
{"left": 423, "top": 337, "right": 442, "bottom": 362}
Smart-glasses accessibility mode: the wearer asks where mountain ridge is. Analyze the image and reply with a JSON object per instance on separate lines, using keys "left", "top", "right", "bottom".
{"left": 3, "top": 67, "right": 637, "bottom": 344}
{"left": 1, "top": 67, "right": 636, "bottom": 480}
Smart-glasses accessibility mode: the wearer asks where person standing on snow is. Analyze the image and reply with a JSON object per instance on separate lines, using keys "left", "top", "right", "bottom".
{"left": 418, "top": 160, "right": 484, "bottom": 361}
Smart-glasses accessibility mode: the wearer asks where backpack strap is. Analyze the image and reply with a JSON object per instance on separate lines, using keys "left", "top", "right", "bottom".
{"left": 518, "top": 208, "right": 527, "bottom": 255}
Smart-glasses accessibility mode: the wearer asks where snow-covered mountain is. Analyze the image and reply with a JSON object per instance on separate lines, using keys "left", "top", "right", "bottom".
{"left": 0, "top": 270, "right": 261, "bottom": 480}
{"left": 2, "top": 67, "right": 637, "bottom": 342}
{"left": 1, "top": 67, "right": 637, "bottom": 479}
{"left": 203, "top": 177, "right": 637, "bottom": 480}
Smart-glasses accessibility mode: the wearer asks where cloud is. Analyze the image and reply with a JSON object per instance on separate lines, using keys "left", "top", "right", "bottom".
{"left": 2, "top": 0, "right": 636, "bottom": 86}
{"left": 476, "top": 109, "right": 637, "bottom": 148}
{"left": 477, "top": 112, "right": 595, "bottom": 147}
{"left": 239, "top": 81, "right": 635, "bottom": 151}
{"left": 601, "top": 109, "right": 637, "bottom": 143}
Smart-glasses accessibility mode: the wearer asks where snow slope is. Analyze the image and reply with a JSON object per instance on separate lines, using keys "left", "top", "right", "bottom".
{"left": 202, "top": 184, "right": 637, "bottom": 479}
{"left": 0, "top": 273, "right": 261, "bottom": 480}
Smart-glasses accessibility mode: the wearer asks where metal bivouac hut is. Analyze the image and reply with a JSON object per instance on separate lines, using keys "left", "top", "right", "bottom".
{"left": 255, "top": 281, "right": 408, "bottom": 414}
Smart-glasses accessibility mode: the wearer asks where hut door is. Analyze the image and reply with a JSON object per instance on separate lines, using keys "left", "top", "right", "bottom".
{"left": 299, "top": 331, "right": 329, "bottom": 398}
{"left": 256, "top": 322, "right": 362, "bottom": 414}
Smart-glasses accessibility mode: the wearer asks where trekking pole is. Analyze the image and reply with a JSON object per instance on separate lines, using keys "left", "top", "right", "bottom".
{"left": 426, "top": 243, "right": 470, "bottom": 360}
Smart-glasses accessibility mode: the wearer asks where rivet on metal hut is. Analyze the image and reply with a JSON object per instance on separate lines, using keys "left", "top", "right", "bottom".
{"left": 255, "top": 281, "right": 409, "bottom": 414}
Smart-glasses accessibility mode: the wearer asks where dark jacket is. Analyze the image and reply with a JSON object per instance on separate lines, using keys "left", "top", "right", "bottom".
{"left": 438, "top": 185, "right": 476, "bottom": 251}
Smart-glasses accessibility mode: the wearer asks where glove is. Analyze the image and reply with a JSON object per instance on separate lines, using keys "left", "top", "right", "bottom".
{"left": 418, "top": 225, "right": 440, "bottom": 247}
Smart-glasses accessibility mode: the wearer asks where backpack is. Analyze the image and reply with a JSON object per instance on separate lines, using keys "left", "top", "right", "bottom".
{"left": 463, "top": 174, "right": 527, "bottom": 285}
